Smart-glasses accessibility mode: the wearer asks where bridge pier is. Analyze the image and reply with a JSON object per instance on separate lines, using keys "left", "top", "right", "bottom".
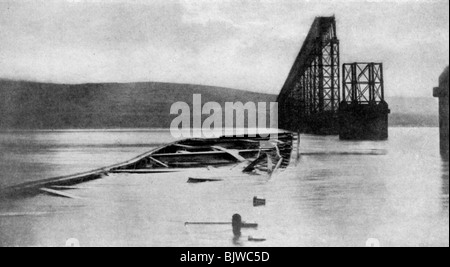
{"left": 434, "top": 66, "right": 449, "bottom": 160}
{"left": 339, "top": 63, "right": 390, "bottom": 140}
{"left": 339, "top": 101, "right": 389, "bottom": 140}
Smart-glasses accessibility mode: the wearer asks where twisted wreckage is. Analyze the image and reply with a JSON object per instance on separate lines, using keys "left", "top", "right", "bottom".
{"left": 1, "top": 131, "right": 294, "bottom": 199}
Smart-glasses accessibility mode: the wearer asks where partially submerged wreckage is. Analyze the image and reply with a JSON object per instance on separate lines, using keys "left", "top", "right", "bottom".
{"left": 1, "top": 131, "right": 294, "bottom": 199}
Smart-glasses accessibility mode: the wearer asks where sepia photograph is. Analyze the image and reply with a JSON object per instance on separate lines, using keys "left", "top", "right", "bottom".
{"left": 0, "top": 0, "right": 448, "bottom": 250}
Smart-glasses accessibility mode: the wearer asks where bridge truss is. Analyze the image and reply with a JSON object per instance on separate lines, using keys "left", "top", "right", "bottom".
{"left": 277, "top": 16, "right": 340, "bottom": 134}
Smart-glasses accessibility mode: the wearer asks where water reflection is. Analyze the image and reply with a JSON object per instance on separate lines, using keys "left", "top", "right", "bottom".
{"left": 232, "top": 235, "right": 243, "bottom": 246}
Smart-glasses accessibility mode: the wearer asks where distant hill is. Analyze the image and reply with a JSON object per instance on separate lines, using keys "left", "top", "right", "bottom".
{"left": 0, "top": 80, "right": 439, "bottom": 129}
{"left": 387, "top": 96, "right": 439, "bottom": 127}
{"left": 0, "top": 80, "right": 276, "bottom": 129}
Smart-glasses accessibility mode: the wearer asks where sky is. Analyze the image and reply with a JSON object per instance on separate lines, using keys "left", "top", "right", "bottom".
{"left": 0, "top": 0, "right": 448, "bottom": 97}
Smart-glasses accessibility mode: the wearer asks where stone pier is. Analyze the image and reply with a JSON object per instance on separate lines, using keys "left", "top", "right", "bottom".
{"left": 433, "top": 66, "right": 449, "bottom": 160}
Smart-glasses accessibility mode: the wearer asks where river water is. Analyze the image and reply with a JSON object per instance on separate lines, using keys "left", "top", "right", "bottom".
{"left": 0, "top": 128, "right": 448, "bottom": 247}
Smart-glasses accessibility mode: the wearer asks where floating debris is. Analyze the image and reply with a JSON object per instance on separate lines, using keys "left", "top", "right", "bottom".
{"left": 187, "top": 178, "right": 223, "bottom": 183}
{"left": 253, "top": 196, "right": 266, "bottom": 207}
{"left": 1, "top": 132, "right": 293, "bottom": 199}
{"left": 248, "top": 236, "right": 266, "bottom": 242}
{"left": 39, "top": 188, "right": 81, "bottom": 199}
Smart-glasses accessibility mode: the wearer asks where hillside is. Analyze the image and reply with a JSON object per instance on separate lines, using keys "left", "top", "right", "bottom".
{"left": 387, "top": 96, "right": 439, "bottom": 127}
{"left": 0, "top": 80, "right": 276, "bottom": 129}
{"left": 0, "top": 80, "right": 439, "bottom": 129}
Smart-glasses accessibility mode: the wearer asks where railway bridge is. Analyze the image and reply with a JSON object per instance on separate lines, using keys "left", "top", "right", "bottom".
{"left": 277, "top": 16, "right": 389, "bottom": 140}
{"left": 277, "top": 16, "right": 340, "bottom": 135}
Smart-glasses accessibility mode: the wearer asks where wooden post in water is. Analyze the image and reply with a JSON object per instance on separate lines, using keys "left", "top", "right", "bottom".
{"left": 232, "top": 214, "right": 242, "bottom": 237}
{"left": 296, "top": 131, "right": 301, "bottom": 161}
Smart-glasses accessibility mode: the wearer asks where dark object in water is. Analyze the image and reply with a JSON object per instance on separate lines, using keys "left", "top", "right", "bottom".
{"left": 241, "top": 223, "right": 258, "bottom": 228}
{"left": 253, "top": 196, "right": 266, "bottom": 207}
{"left": 232, "top": 214, "right": 258, "bottom": 232}
{"left": 248, "top": 236, "right": 266, "bottom": 242}
{"left": 232, "top": 214, "right": 242, "bottom": 237}
{"left": 185, "top": 214, "right": 257, "bottom": 237}
{"left": 187, "top": 178, "right": 223, "bottom": 183}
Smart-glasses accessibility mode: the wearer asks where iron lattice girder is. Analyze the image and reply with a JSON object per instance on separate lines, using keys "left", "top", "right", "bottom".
{"left": 342, "top": 63, "right": 385, "bottom": 103}
{"left": 277, "top": 16, "right": 340, "bottom": 131}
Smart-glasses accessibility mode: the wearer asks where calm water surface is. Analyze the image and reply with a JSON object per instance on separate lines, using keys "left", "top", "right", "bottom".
{"left": 0, "top": 128, "right": 448, "bottom": 247}
{"left": 0, "top": 129, "right": 175, "bottom": 188}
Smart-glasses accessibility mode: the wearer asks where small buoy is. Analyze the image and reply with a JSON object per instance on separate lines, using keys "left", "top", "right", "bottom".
{"left": 253, "top": 196, "right": 266, "bottom": 207}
